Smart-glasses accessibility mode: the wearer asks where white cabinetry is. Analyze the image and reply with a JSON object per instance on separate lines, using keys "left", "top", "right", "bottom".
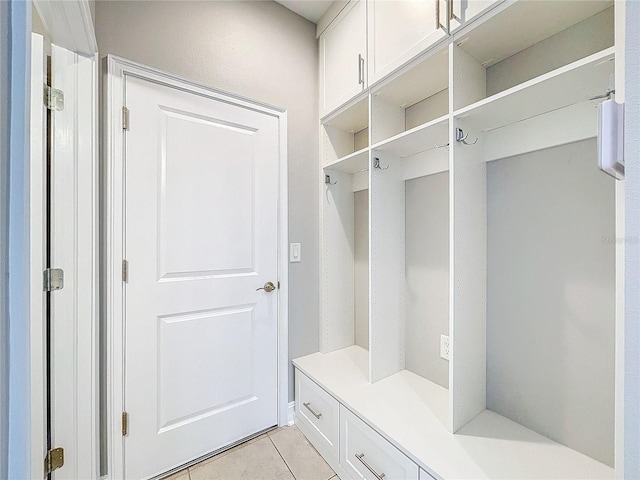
{"left": 320, "top": 0, "right": 367, "bottom": 116}
{"left": 367, "top": 0, "right": 448, "bottom": 85}
{"left": 301, "top": 0, "right": 623, "bottom": 478}
{"left": 448, "top": 0, "right": 501, "bottom": 32}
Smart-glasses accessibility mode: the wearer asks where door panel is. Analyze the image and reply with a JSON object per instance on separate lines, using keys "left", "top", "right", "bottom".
{"left": 124, "top": 75, "right": 279, "bottom": 480}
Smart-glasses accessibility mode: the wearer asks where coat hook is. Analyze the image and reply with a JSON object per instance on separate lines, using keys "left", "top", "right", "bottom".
{"left": 325, "top": 174, "right": 337, "bottom": 185}
{"left": 588, "top": 89, "right": 615, "bottom": 102}
{"left": 456, "top": 127, "right": 478, "bottom": 145}
{"left": 373, "top": 157, "right": 389, "bottom": 170}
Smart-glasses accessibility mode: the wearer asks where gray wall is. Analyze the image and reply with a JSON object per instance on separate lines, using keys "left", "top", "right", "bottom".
{"left": 94, "top": 0, "right": 319, "bottom": 402}
{"left": 354, "top": 190, "right": 368, "bottom": 349}
{"left": 487, "top": 139, "right": 615, "bottom": 466}
{"left": 405, "top": 173, "right": 450, "bottom": 388}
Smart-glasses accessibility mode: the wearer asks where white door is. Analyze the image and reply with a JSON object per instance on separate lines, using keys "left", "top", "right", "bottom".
{"left": 123, "top": 75, "right": 280, "bottom": 479}
{"left": 320, "top": 0, "right": 367, "bottom": 116}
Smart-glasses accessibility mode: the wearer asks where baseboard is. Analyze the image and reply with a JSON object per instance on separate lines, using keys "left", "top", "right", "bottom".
{"left": 287, "top": 401, "right": 295, "bottom": 426}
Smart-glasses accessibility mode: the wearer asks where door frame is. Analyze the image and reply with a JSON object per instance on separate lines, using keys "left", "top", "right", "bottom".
{"left": 103, "top": 55, "right": 289, "bottom": 479}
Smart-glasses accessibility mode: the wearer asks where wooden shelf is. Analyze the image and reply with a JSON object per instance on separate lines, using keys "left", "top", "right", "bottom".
{"left": 324, "top": 147, "right": 369, "bottom": 174}
{"left": 453, "top": 47, "right": 615, "bottom": 132}
{"left": 371, "top": 115, "right": 448, "bottom": 158}
{"left": 293, "top": 347, "right": 614, "bottom": 480}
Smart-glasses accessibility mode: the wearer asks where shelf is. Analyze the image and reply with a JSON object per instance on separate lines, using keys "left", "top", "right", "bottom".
{"left": 454, "top": 47, "right": 615, "bottom": 132}
{"left": 293, "top": 347, "right": 614, "bottom": 480}
{"left": 324, "top": 147, "right": 369, "bottom": 174}
{"left": 371, "top": 115, "right": 448, "bottom": 158}
{"left": 456, "top": 0, "right": 612, "bottom": 69}
{"left": 323, "top": 95, "right": 369, "bottom": 133}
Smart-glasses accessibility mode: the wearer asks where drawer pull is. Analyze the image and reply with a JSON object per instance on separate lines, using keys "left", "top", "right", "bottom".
{"left": 355, "top": 453, "right": 385, "bottom": 480}
{"left": 303, "top": 402, "right": 322, "bottom": 419}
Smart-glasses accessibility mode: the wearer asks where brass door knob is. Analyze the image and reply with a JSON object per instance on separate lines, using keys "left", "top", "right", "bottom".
{"left": 256, "top": 281, "right": 276, "bottom": 292}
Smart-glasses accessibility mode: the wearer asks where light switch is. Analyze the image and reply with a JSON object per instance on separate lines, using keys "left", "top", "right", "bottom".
{"left": 290, "top": 243, "right": 301, "bottom": 263}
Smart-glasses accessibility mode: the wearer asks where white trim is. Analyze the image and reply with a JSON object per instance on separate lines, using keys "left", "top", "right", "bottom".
{"left": 29, "top": 31, "right": 46, "bottom": 480}
{"left": 287, "top": 402, "right": 296, "bottom": 426}
{"left": 104, "top": 55, "right": 289, "bottom": 479}
{"left": 32, "top": 0, "right": 97, "bottom": 56}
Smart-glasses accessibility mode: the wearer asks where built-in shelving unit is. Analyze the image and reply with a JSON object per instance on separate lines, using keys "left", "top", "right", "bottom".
{"left": 308, "top": 0, "right": 623, "bottom": 478}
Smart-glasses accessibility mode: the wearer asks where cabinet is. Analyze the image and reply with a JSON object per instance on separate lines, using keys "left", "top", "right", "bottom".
{"left": 367, "top": 0, "right": 448, "bottom": 85}
{"left": 320, "top": 0, "right": 367, "bottom": 116}
{"left": 448, "top": 0, "right": 501, "bottom": 32}
{"left": 303, "top": 0, "right": 623, "bottom": 478}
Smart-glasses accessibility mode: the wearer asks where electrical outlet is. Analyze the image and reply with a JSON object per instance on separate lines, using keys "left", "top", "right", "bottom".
{"left": 440, "top": 335, "right": 450, "bottom": 361}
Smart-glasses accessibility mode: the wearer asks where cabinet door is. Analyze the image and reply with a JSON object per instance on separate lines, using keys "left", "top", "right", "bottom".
{"left": 368, "top": 0, "right": 448, "bottom": 85}
{"left": 320, "top": 0, "right": 367, "bottom": 116}
{"left": 449, "top": 0, "right": 503, "bottom": 32}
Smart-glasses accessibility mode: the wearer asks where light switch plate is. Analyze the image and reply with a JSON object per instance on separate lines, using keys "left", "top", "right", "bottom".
{"left": 290, "top": 243, "right": 301, "bottom": 263}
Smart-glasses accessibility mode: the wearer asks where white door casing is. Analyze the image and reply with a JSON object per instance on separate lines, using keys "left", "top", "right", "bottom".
{"left": 104, "top": 57, "right": 289, "bottom": 480}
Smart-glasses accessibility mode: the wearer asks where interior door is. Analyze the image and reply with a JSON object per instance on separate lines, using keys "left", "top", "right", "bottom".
{"left": 123, "top": 75, "right": 280, "bottom": 479}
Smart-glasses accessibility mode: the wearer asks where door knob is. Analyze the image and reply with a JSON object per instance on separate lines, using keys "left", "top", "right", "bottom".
{"left": 256, "top": 281, "right": 276, "bottom": 293}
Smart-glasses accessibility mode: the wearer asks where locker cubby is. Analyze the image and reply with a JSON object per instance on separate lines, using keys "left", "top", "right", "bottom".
{"left": 321, "top": 151, "right": 370, "bottom": 361}
{"left": 450, "top": 116, "right": 617, "bottom": 465}
{"left": 452, "top": 1, "right": 614, "bottom": 112}
{"left": 368, "top": 147, "right": 450, "bottom": 392}
{"left": 370, "top": 48, "right": 449, "bottom": 147}
{"left": 322, "top": 96, "right": 369, "bottom": 168}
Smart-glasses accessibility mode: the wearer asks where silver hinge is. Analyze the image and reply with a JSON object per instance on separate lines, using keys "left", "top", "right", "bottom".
{"left": 44, "top": 447, "right": 64, "bottom": 474}
{"left": 43, "top": 268, "right": 64, "bottom": 292}
{"left": 122, "top": 106, "right": 130, "bottom": 130}
{"left": 122, "top": 412, "right": 129, "bottom": 436}
{"left": 122, "top": 260, "right": 128, "bottom": 282}
{"left": 44, "top": 85, "right": 64, "bottom": 111}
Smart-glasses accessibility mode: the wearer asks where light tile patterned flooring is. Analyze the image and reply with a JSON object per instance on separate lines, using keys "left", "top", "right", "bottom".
{"left": 163, "top": 425, "right": 337, "bottom": 480}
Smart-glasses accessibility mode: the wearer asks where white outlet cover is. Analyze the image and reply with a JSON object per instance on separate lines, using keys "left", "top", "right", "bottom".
{"left": 440, "top": 335, "right": 450, "bottom": 361}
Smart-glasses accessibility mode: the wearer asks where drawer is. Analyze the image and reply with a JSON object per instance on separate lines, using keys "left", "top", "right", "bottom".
{"left": 340, "top": 406, "right": 419, "bottom": 480}
{"left": 295, "top": 369, "right": 340, "bottom": 462}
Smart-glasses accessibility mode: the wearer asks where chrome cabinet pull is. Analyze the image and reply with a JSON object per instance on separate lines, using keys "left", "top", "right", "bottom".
{"left": 449, "top": 0, "right": 459, "bottom": 21}
{"left": 355, "top": 453, "right": 385, "bottom": 480}
{"left": 303, "top": 402, "right": 322, "bottom": 419}
{"left": 358, "top": 54, "right": 365, "bottom": 85}
{"left": 436, "top": 0, "right": 443, "bottom": 30}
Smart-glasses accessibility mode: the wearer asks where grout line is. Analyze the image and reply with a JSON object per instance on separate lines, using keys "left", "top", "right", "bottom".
{"left": 268, "top": 431, "right": 297, "bottom": 479}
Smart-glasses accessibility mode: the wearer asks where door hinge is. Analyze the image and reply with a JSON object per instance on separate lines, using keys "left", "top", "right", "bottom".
{"left": 44, "top": 447, "right": 64, "bottom": 474}
{"left": 122, "top": 411, "right": 129, "bottom": 436}
{"left": 43, "top": 268, "right": 64, "bottom": 292}
{"left": 122, "top": 260, "right": 128, "bottom": 282}
{"left": 44, "top": 85, "right": 64, "bottom": 111}
{"left": 122, "top": 106, "right": 130, "bottom": 131}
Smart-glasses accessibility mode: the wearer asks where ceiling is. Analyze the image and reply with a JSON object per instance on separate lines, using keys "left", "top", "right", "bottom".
{"left": 275, "top": 0, "right": 332, "bottom": 23}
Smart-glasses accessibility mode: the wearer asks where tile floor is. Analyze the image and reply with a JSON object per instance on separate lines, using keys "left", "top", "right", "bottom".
{"left": 162, "top": 425, "right": 337, "bottom": 480}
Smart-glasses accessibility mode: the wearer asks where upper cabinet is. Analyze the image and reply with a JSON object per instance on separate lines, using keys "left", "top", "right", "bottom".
{"left": 320, "top": 0, "right": 367, "bottom": 117}
{"left": 367, "top": 0, "right": 448, "bottom": 85}
{"left": 448, "top": 0, "right": 502, "bottom": 32}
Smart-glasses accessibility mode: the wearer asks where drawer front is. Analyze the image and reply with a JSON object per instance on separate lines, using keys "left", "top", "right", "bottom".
{"left": 295, "top": 369, "right": 340, "bottom": 460}
{"left": 340, "top": 406, "right": 419, "bottom": 480}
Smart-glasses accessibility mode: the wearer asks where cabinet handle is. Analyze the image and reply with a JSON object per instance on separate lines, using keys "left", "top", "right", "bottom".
{"left": 303, "top": 402, "right": 322, "bottom": 419}
{"left": 355, "top": 453, "right": 385, "bottom": 480}
{"left": 436, "top": 0, "right": 443, "bottom": 30}
{"left": 449, "top": 0, "right": 459, "bottom": 21}
{"left": 358, "top": 54, "right": 365, "bottom": 85}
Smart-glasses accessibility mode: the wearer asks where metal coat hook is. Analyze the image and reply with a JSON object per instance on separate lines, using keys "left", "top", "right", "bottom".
{"left": 456, "top": 128, "right": 478, "bottom": 145}
{"left": 588, "top": 89, "right": 615, "bottom": 102}
{"left": 325, "top": 174, "right": 337, "bottom": 185}
{"left": 373, "top": 157, "right": 389, "bottom": 170}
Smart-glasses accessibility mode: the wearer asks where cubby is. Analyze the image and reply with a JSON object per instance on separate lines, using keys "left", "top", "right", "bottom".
{"left": 322, "top": 95, "right": 369, "bottom": 168}
{"left": 370, "top": 48, "right": 449, "bottom": 146}
{"left": 452, "top": 1, "right": 614, "bottom": 112}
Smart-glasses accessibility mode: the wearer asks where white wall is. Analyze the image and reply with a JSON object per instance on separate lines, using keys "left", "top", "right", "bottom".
{"left": 486, "top": 139, "right": 615, "bottom": 466}
{"left": 624, "top": 0, "right": 640, "bottom": 476}
{"left": 94, "top": 0, "right": 319, "bottom": 402}
{"left": 405, "top": 172, "right": 450, "bottom": 388}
